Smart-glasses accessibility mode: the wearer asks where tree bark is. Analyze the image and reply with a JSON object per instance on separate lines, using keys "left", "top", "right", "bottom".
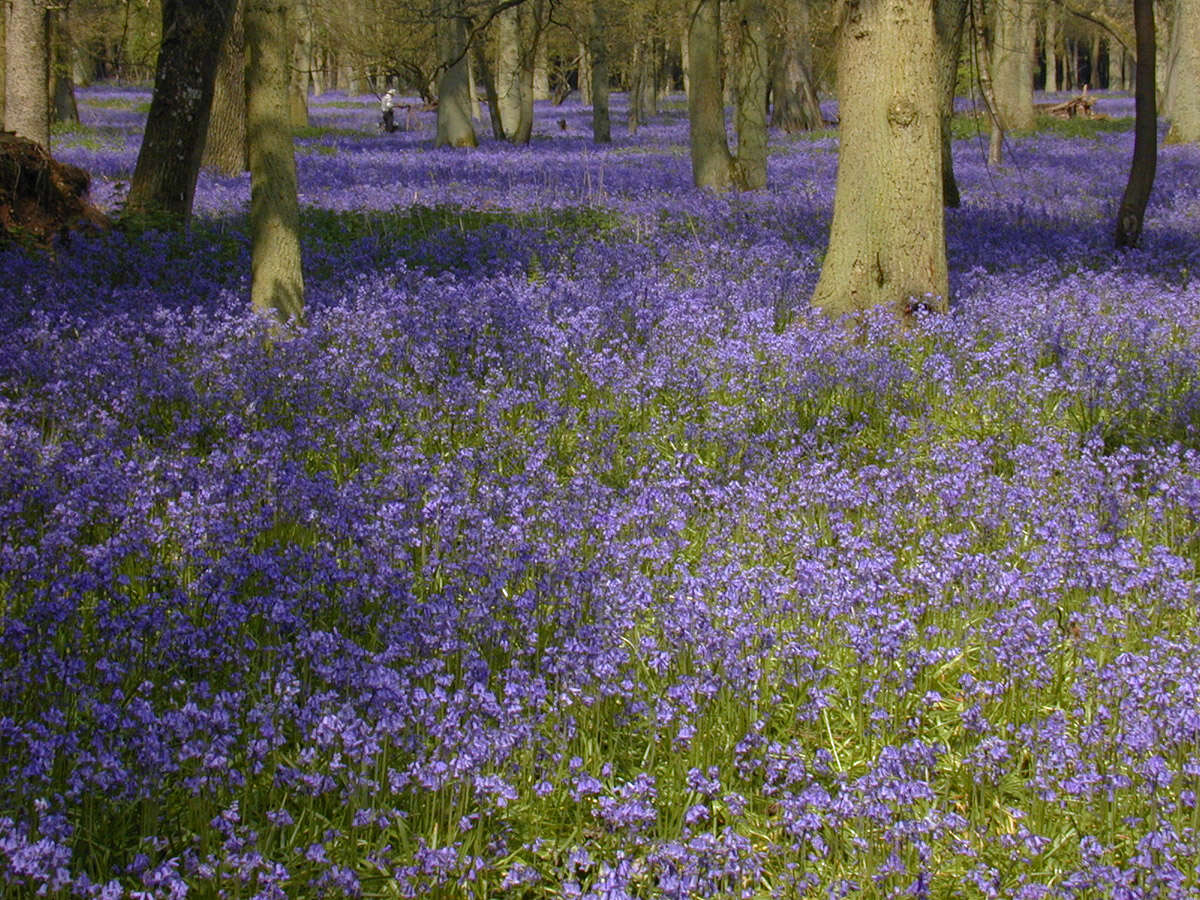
{"left": 1115, "top": 0, "right": 1157, "bottom": 247}
{"left": 733, "top": 0, "right": 768, "bottom": 190}
{"left": 246, "top": 0, "right": 304, "bottom": 324}
{"left": 0, "top": 3, "right": 6, "bottom": 129}
{"left": 588, "top": 0, "right": 610, "bottom": 143}
{"left": 686, "top": 0, "right": 732, "bottom": 189}
{"left": 972, "top": 0, "right": 1004, "bottom": 166}
{"left": 5, "top": 0, "right": 49, "bottom": 148}
{"left": 125, "top": 0, "right": 235, "bottom": 221}
{"left": 769, "top": 0, "right": 822, "bottom": 132}
{"left": 495, "top": 3, "right": 523, "bottom": 138}
{"left": 434, "top": 0, "right": 477, "bottom": 147}
{"left": 471, "top": 38, "right": 505, "bottom": 140}
{"left": 203, "top": 0, "right": 247, "bottom": 175}
{"left": 1165, "top": 0, "right": 1199, "bottom": 142}
{"left": 991, "top": 0, "right": 1036, "bottom": 130}
{"left": 936, "top": 0, "right": 967, "bottom": 207}
{"left": 812, "top": 0, "right": 947, "bottom": 317}
{"left": 289, "top": 0, "right": 310, "bottom": 127}
{"left": 50, "top": 6, "right": 77, "bottom": 124}
{"left": 1044, "top": 2, "right": 1059, "bottom": 91}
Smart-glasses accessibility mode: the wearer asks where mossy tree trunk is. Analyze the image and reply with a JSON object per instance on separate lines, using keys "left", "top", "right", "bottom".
{"left": 126, "top": 0, "right": 237, "bottom": 221}
{"left": 245, "top": 0, "right": 304, "bottom": 324}
{"left": 5, "top": 0, "right": 49, "bottom": 148}
{"left": 50, "top": 6, "right": 77, "bottom": 125}
{"left": 812, "top": 0, "right": 948, "bottom": 317}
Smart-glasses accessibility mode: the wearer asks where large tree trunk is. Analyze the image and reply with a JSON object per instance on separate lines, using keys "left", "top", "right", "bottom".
{"left": 246, "top": 0, "right": 304, "bottom": 324}
{"left": 5, "top": 0, "right": 49, "bottom": 148}
{"left": 126, "top": 0, "right": 236, "bottom": 221}
{"left": 686, "top": 0, "right": 732, "bottom": 189}
{"left": 50, "top": 6, "right": 77, "bottom": 125}
{"left": 812, "top": 0, "right": 947, "bottom": 317}
{"left": 733, "top": 0, "right": 767, "bottom": 190}
{"left": 588, "top": 0, "right": 611, "bottom": 143}
{"left": 1115, "top": 0, "right": 1157, "bottom": 247}
{"left": 769, "top": 0, "right": 822, "bottom": 133}
{"left": 936, "top": 0, "right": 967, "bottom": 207}
{"left": 1165, "top": 0, "right": 1199, "bottom": 142}
{"left": 203, "top": 0, "right": 247, "bottom": 175}
{"left": 434, "top": 0, "right": 477, "bottom": 147}
{"left": 991, "top": 0, "right": 1036, "bottom": 130}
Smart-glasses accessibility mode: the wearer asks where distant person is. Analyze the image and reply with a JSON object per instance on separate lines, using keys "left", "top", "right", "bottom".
{"left": 380, "top": 90, "right": 397, "bottom": 133}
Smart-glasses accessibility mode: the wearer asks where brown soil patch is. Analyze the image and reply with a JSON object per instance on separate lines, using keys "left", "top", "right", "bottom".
{"left": 0, "top": 131, "right": 110, "bottom": 245}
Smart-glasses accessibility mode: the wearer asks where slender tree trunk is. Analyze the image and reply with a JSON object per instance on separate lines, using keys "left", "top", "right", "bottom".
{"left": 627, "top": 38, "right": 649, "bottom": 132}
{"left": 471, "top": 39, "right": 505, "bottom": 139}
{"left": 972, "top": 0, "right": 1004, "bottom": 165}
{"left": 1165, "top": 0, "right": 1199, "bottom": 141}
{"left": 769, "top": 0, "right": 822, "bottom": 132}
{"left": 936, "top": 0, "right": 968, "bottom": 207}
{"left": 50, "top": 6, "right": 77, "bottom": 124}
{"left": 533, "top": 35, "right": 549, "bottom": 100}
{"left": 0, "top": 4, "right": 6, "bottom": 129}
{"left": 687, "top": 0, "right": 732, "bottom": 189}
{"left": 812, "top": 0, "right": 947, "bottom": 317}
{"left": 495, "top": 3, "right": 522, "bottom": 136}
{"left": 577, "top": 40, "right": 591, "bottom": 103}
{"left": 289, "top": 0, "right": 310, "bottom": 126}
{"left": 992, "top": 0, "right": 1036, "bottom": 130}
{"left": 1044, "top": 3, "right": 1059, "bottom": 91}
{"left": 1115, "top": 0, "right": 1157, "bottom": 247}
{"left": 203, "top": 0, "right": 247, "bottom": 175}
{"left": 733, "top": 0, "right": 768, "bottom": 190}
{"left": 589, "top": 0, "right": 610, "bottom": 143}
{"left": 5, "top": 0, "right": 49, "bottom": 148}
{"left": 434, "top": 0, "right": 477, "bottom": 147}
{"left": 126, "top": 0, "right": 236, "bottom": 221}
{"left": 246, "top": 0, "right": 304, "bottom": 323}
{"left": 512, "top": 0, "right": 540, "bottom": 144}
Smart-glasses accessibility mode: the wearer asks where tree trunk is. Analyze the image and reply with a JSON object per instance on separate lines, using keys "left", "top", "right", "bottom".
{"left": 512, "top": 0, "right": 541, "bottom": 144}
{"left": 812, "top": 0, "right": 947, "bottom": 317}
{"left": 1090, "top": 32, "right": 1101, "bottom": 87}
{"left": 769, "top": 0, "right": 822, "bottom": 132}
{"left": 533, "top": 35, "right": 549, "bottom": 100}
{"left": 577, "top": 39, "right": 591, "bottom": 103}
{"left": 1044, "top": 3, "right": 1059, "bottom": 91}
{"left": 0, "top": 4, "right": 6, "bottom": 129}
{"left": 5, "top": 0, "right": 49, "bottom": 148}
{"left": 245, "top": 0, "right": 304, "bottom": 324}
{"left": 936, "top": 0, "right": 967, "bottom": 207}
{"left": 1115, "top": 0, "right": 1157, "bottom": 247}
{"left": 589, "top": 0, "right": 611, "bottom": 143}
{"left": 50, "top": 7, "right": 77, "bottom": 124}
{"left": 289, "top": 0, "right": 310, "bottom": 127}
{"left": 495, "top": 3, "right": 522, "bottom": 137}
{"left": 686, "top": 0, "right": 732, "bottom": 189}
{"left": 471, "top": 38, "right": 505, "bottom": 140}
{"left": 203, "top": 0, "right": 247, "bottom": 175}
{"left": 992, "top": 0, "right": 1036, "bottom": 130}
{"left": 972, "top": 0, "right": 1004, "bottom": 166}
{"left": 434, "top": 0, "right": 477, "bottom": 147}
{"left": 1165, "top": 0, "right": 1199, "bottom": 142}
{"left": 125, "top": 0, "right": 236, "bottom": 221}
{"left": 733, "top": 0, "right": 768, "bottom": 190}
